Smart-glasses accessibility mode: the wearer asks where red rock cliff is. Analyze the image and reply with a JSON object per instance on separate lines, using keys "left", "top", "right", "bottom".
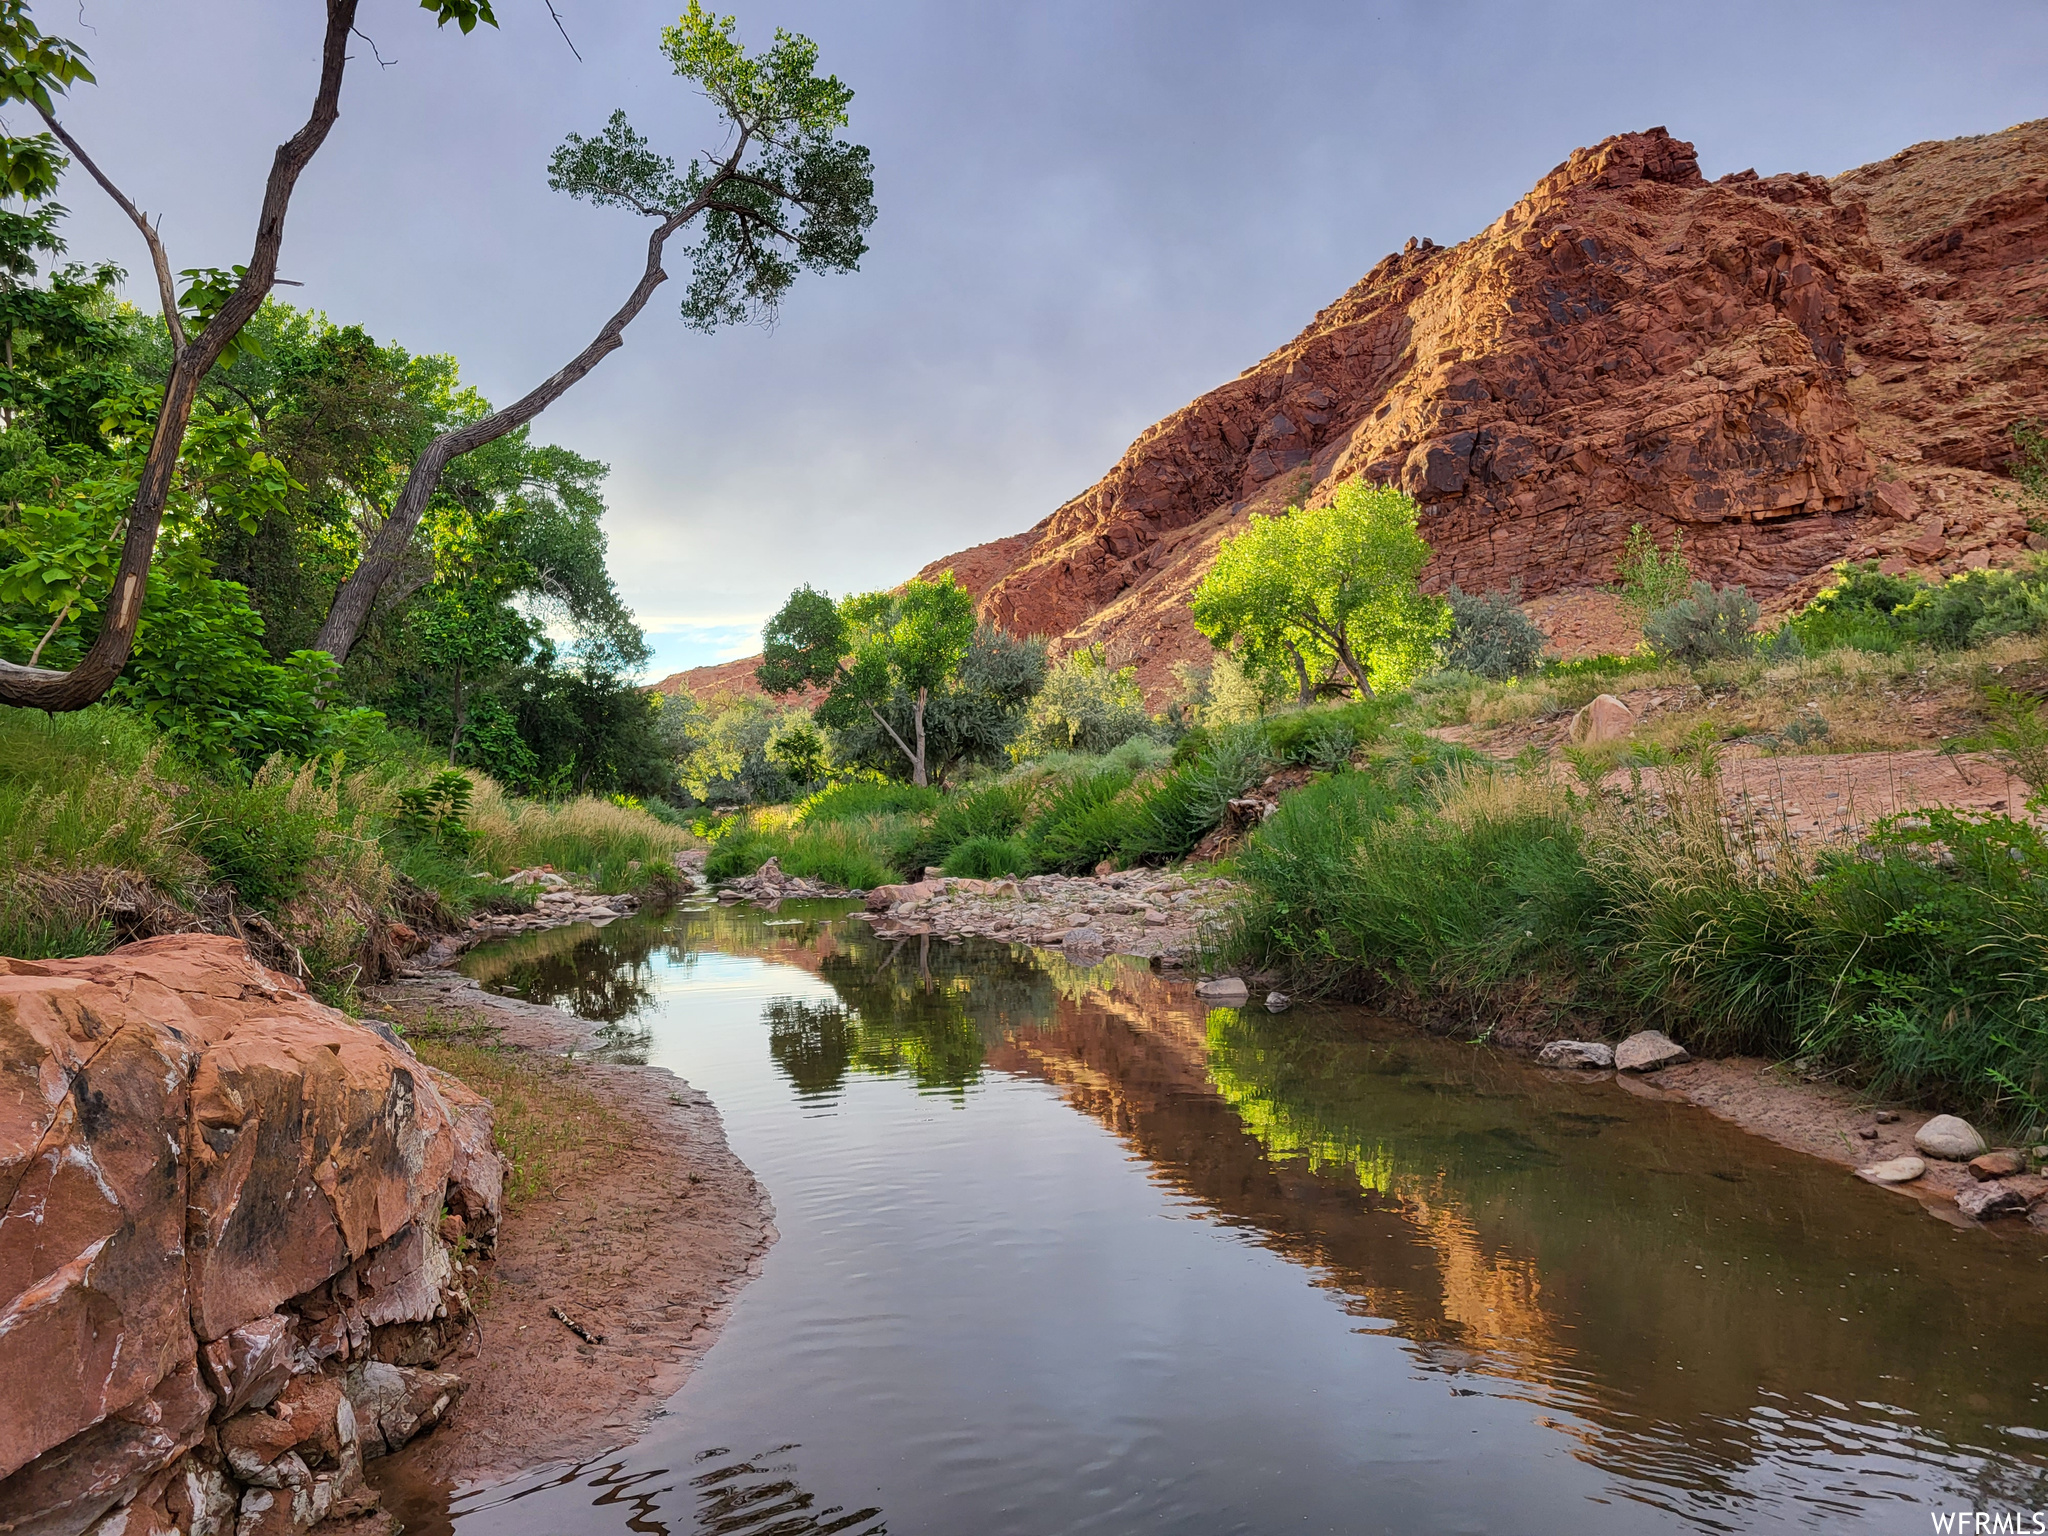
{"left": 900, "top": 119, "right": 2048, "bottom": 698}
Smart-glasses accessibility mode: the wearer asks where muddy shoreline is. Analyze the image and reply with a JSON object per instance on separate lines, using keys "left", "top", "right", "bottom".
{"left": 359, "top": 968, "right": 776, "bottom": 1525}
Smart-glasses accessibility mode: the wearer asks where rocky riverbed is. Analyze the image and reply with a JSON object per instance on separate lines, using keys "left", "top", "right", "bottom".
{"left": 720, "top": 861, "right": 1240, "bottom": 966}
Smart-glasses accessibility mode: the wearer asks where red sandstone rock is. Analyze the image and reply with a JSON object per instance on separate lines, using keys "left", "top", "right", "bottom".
{"left": 658, "top": 119, "right": 2048, "bottom": 707}
{"left": 0, "top": 935, "right": 502, "bottom": 1529}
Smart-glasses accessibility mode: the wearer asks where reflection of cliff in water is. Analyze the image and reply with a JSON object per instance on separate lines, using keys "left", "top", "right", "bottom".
{"left": 979, "top": 964, "right": 2048, "bottom": 1509}
{"left": 468, "top": 904, "right": 2048, "bottom": 1510}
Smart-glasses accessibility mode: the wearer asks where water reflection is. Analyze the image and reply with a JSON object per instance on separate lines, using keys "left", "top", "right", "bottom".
{"left": 437, "top": 1446, "right": 885, "bottom": 1536}
{"left": 460, "top": 901, "right": 2048, "bottom": 1532}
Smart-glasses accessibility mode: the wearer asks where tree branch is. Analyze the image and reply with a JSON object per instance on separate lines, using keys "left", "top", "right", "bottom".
{"left": 314, "top": 142, "right": 757, "bottom": 662}
{"left": 33, "top": 106, "right": 184, "bottom": 350}
{"left": 0, "top": 0, "right": 361, "bottom": 710}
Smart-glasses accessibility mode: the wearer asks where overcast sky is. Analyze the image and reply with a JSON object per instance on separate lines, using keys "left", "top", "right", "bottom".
{"left": 40, "top": 1, "right": 2048, "bottom": 678}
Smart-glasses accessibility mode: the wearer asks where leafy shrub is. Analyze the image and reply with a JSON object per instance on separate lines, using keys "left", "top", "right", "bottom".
{"left": 1790, "top": 562, "right": 1924, "bottom": 653}
{"left": 1263, "top": 700, "right": 1394, "bottom": 768}
{"left": 393, "top": 769, "right": 476, "bottom": 856}
{"left": 1122, "top": 724, "right": 1274, "bottom": 863}
{"left": 1013, "top": 646, "right": 1152, "bottom": 758}
{"left": 195, "top": 777, "right": 329, "bottom": 915}
{"left": 1539, "top": 652, "right": 1666, "bottom": 682}
{"left": 798, "top": 779, "right": 940, "bottom": 825}
{"left": 1023, "top": 767, "right": 1140, "bottom": 874}
{"left": 1614, "top": 524, "right": 1693, "bottom": 619}
{"left": 1894, "top": 565, "right": 2048, "bottom": 650}
{"left": 942, "top": 834, "right": 1032, "bottom": 879}
{"left": 1642, "top": 581, "right": 1760, "bottom": 663}
{"left": 1442, "top": 586, "right": 1546, "bottom": 679}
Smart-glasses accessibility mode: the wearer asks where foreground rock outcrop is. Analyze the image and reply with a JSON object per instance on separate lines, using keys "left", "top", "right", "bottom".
{"left": 660, "top": 117, "right": 2048, "bottom": 706}
{"left": 0, "top": 936, "right": 503, "bottom": 1536}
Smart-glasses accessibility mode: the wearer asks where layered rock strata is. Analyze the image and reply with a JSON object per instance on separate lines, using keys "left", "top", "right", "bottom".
{"left": 0, "top": 936, "right": 503, "bottom": 1536}
{"left": 889, "top": 117, "right": 2047, "bottom": 700}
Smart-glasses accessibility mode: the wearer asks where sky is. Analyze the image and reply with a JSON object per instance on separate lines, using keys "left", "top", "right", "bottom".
{"left": 37, "top": 1, "right": 2048, "bottom": 680}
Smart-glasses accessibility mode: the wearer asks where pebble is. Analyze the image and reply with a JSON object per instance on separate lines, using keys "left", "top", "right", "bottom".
{"left": 1913, "top": 1114, "right": 1988, "bottom": 1161}
{"left": 1537, "top": 1040, "right": 1614, "bottom": 1070}
{"left": 1874, "top": 1110, "right": 1900, "bottom": 1124}
{"left": 1859, "top": 1156, "right": 1926, "bottom": 1184}
{"left": 1265, "top": 991, "right": 1291, "bottom": 1013}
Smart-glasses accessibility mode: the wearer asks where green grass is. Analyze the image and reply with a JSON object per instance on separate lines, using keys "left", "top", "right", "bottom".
{"left": 0, "top": 701, "right": 692, "bottom": 973}
{"left": 941, "top": 834, "right": 1032, "bottom": 879}
{"left": 797, "top": 779, "right": 941, "bottom": 825}
{"left": 1228, "top": 756, "right": 2048, "bottom": 1130}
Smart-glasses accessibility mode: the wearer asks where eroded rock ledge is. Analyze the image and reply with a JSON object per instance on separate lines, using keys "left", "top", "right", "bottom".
{"left": 0, "top": 936, "right": 506, "bottom": 1536}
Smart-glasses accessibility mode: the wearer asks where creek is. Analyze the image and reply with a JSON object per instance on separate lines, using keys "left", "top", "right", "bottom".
{"left": 422, "top": 897, "right": 2048, "bottom": 1533}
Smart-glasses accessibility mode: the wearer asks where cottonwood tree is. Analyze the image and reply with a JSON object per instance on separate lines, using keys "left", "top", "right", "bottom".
{"left": 0, "top": 0, "right": 497, "bottom": 711}
{"left": 757, "top": 574, "right": 978, "bottom": 788}
{"left": 1191, "top": 482, "right": 1449, "bottom": 699}
{"left": 313, "top": 3, "right": 876, "bottom": 662}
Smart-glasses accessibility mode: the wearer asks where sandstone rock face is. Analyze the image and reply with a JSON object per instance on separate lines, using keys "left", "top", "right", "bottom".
{"left": 0, "top": 935, "right": 503, "bottom": 1535}
{"left": 848, "top": 119, "right": 2048, "bottom": 702}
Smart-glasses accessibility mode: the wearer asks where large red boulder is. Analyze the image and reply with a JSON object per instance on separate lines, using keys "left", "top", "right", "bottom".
{"left": 0, "top": 935, "right": 499, "bottom": 1534}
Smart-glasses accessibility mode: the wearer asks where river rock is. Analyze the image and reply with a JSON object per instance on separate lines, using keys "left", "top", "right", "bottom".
{"left": 1955, "top": 1181, "right": 2029, "bottom": 1221}
{"left": 1195, "top": 976, "right": 1250, "bottom": 1004}
{"left": 1537, "top": 1040, "right": 1615, "bottom": 1069}
{"left": 1913, "top": 1114, "right": 1988, "bottom": 1161}
{"left": 1968, "top": 1149, "right": 2026, "bottom": 1180}
{"left": 1858, "top": 1156, "right": 1926, "bottom": 1184}
{"left": 1613, "top": 1030, "right": 1689, "bottom": 1072}
{"left": 1569, "top": 694, "right": 1636, "bottom": 746}
{"left": 1061, "top": 927, "right": 1106, "bottom": 956}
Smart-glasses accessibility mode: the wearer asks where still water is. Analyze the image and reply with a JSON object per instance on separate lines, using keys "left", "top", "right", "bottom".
{"left": 428, "top": 898, "right": 2047, "bottom": 1534}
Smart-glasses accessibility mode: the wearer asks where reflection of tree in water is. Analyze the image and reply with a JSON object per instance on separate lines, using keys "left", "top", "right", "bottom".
{"left": 689, "top": 1444, "right": 885, "bottom": 1535}
{"left": 450, "top": 1447, "right": 884, "bottom": 1536}
{"left": 464, "top": 920, "right": 666, "bottom": 1024}
{"left": 769, "top": 930, "right": 1067, "bottom": 1098}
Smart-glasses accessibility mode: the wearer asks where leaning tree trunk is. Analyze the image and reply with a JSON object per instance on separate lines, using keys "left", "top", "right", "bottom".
{"left": 0, "top": 0, "right": 359, "bottom": 711}
{"left": 1332, "top": 630, "right": 1374, "bottom": 699}
{"left": 313, "top": 141, "right": 755, "bottom": 665}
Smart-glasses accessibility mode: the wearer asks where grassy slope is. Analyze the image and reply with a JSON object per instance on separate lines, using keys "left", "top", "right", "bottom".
{"left": 0, "top": 703, "right": 694, "bottom": 995}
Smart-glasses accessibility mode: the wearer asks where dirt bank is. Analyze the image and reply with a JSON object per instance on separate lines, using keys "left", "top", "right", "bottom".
{"left": 358, "top": 970, "right": 775, "bottom": 1515}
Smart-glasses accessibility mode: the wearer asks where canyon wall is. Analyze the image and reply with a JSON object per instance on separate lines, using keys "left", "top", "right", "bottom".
{"left": 887, "top": 118, "right": 2048, "bottom": 699}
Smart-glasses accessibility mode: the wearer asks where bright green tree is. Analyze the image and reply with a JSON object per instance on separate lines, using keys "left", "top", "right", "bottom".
{"left": 0, "top": 0, "right": 499, "bottom": 711}
{"left": 1191, "top": 481, "right": 1448, "bottom": 698}
{"left": 758, "top": 573, "right": 978, "bottom": 786}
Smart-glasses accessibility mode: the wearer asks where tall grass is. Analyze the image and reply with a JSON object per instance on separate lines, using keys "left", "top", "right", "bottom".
{"left": 1230, "top": 756, "right": 2048, "bottom": 1128}
{"left": 468, "top": 778, "right": 690, "bottom": 892}
{"left": 0, "top": 702, "right": 692, "bottom": 972}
